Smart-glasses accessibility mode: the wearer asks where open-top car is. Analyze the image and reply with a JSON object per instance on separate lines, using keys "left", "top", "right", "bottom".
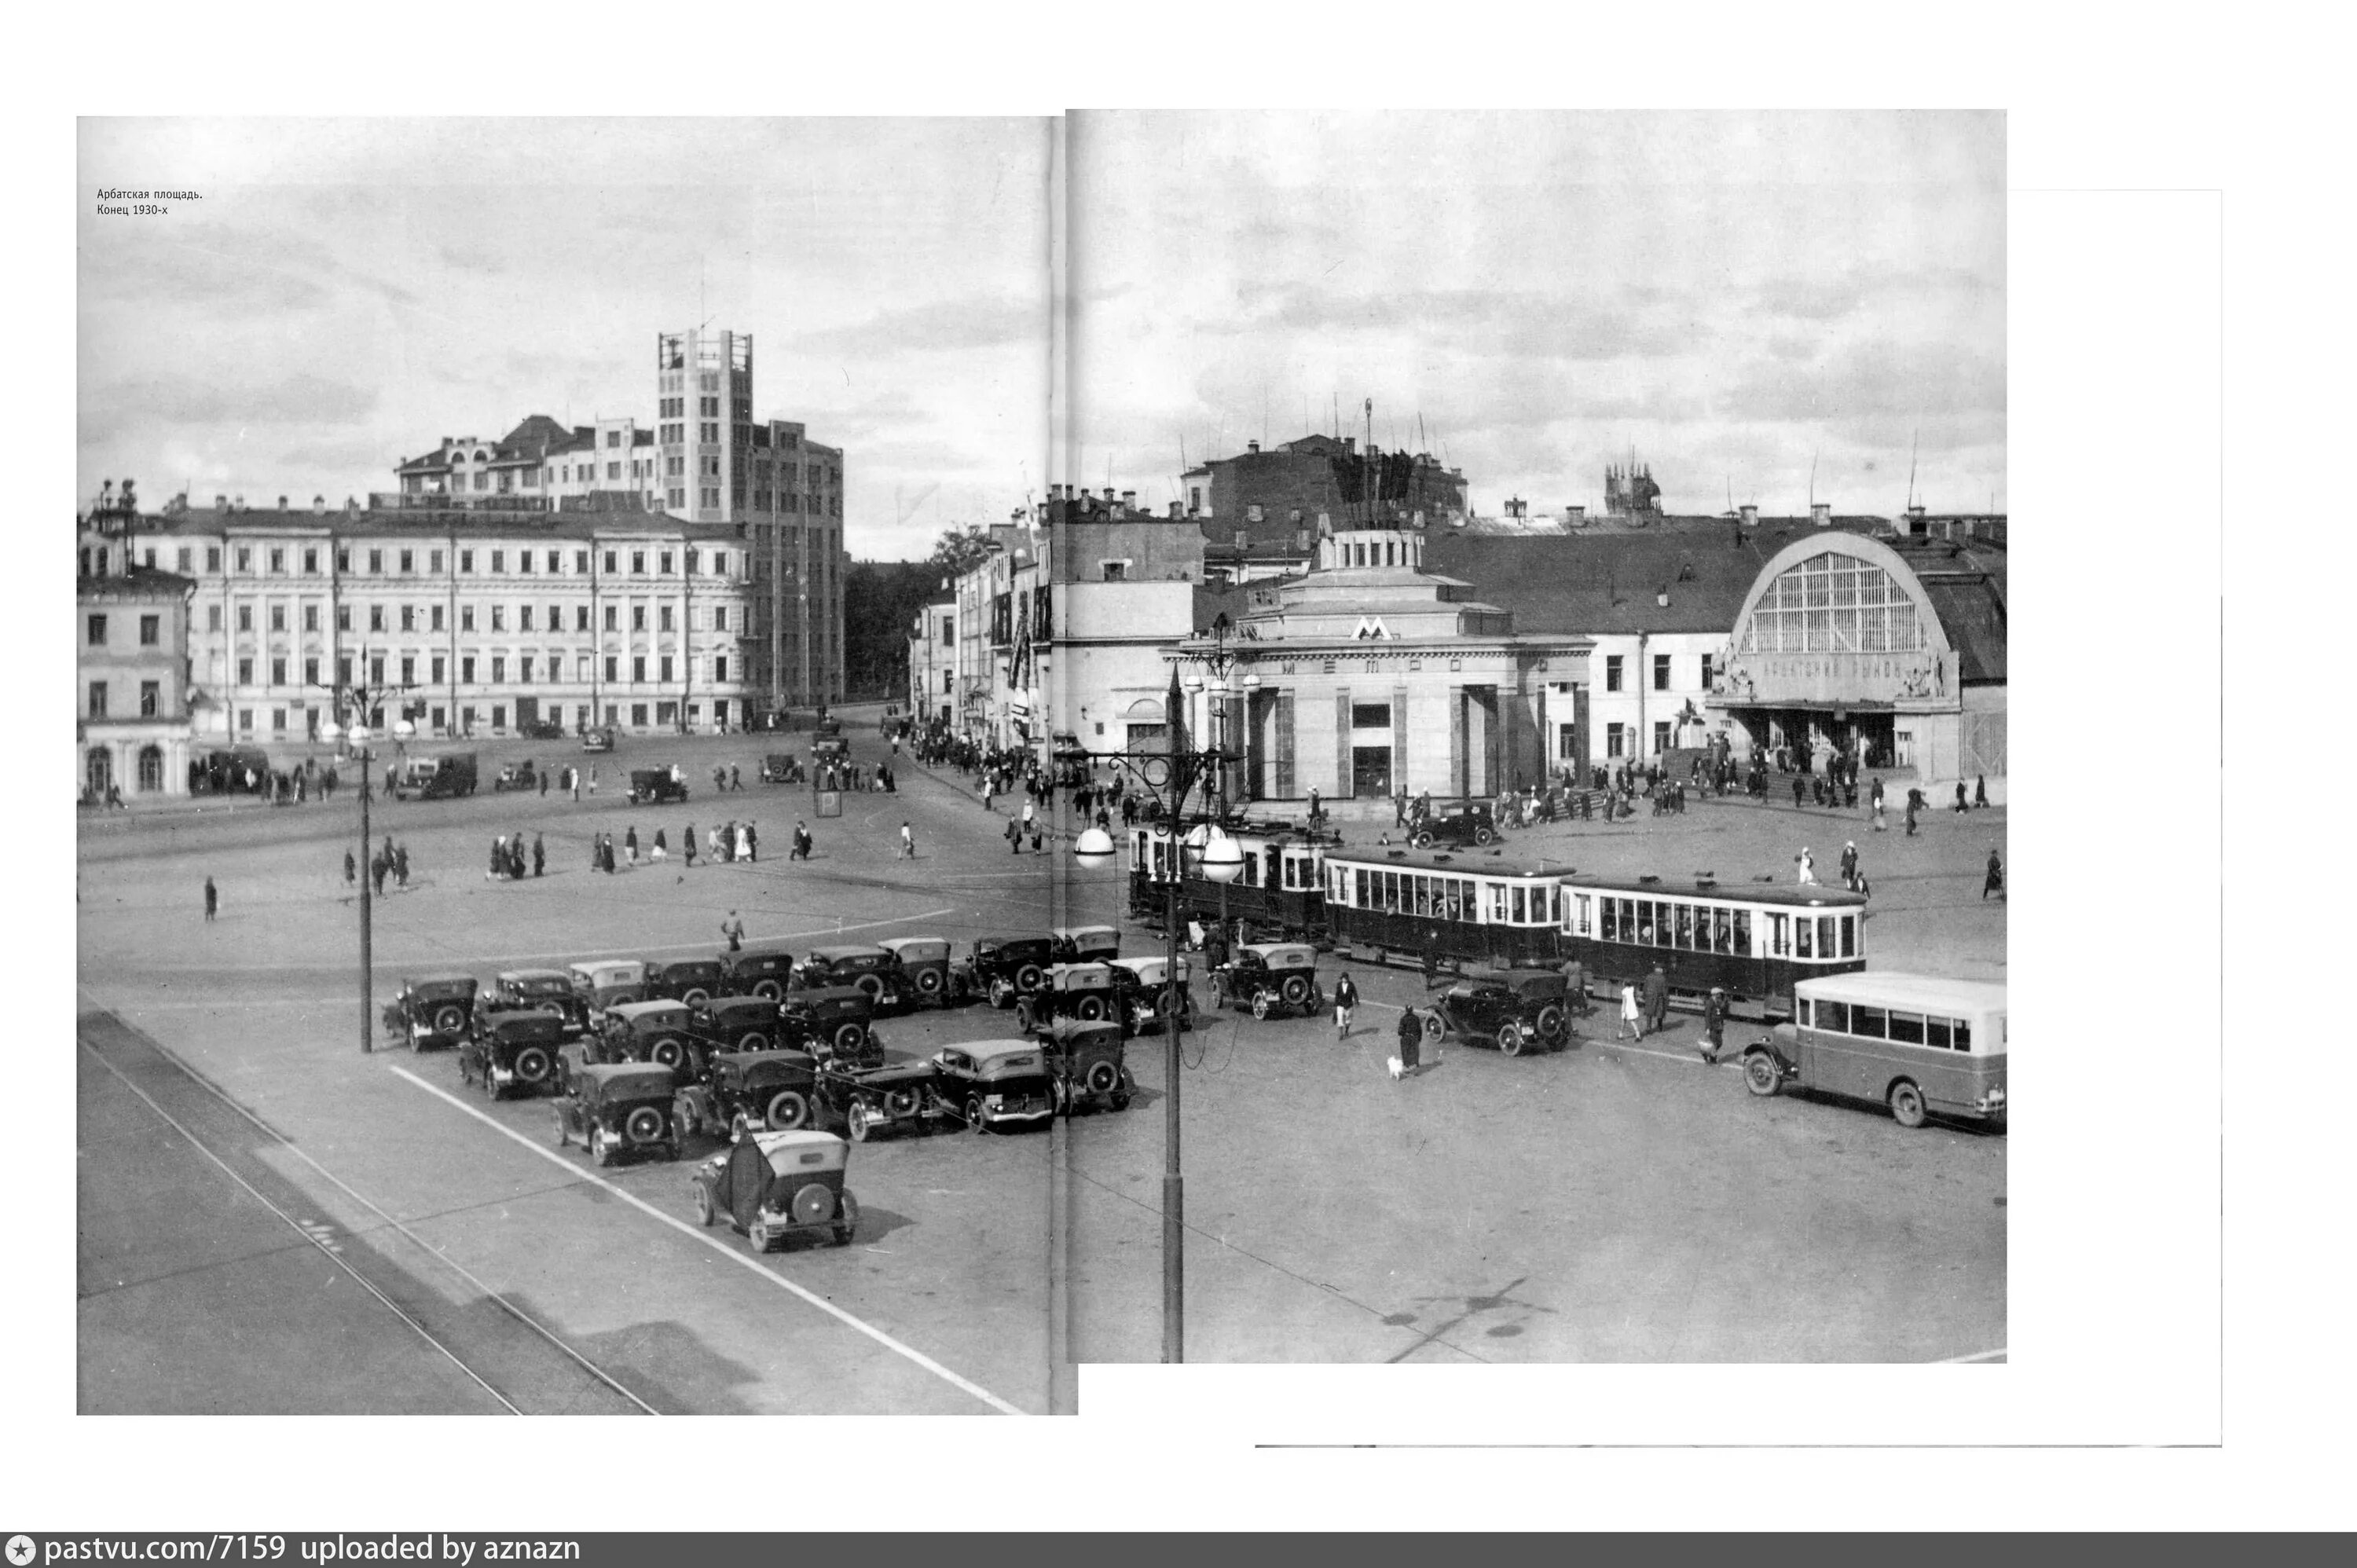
{"left": 553, "top": 1062, "right": 683, "bottom": 1167}
{"left": 687, "top": 1129, "right": 858, "bottom": 1252}
{"left": 626, "top": 766, "right": 689, "bottom": 805}
{"left": 1210, "top": 942, "right": 1325, "bottom": 1020}
{"left": 460, "top": 1011, "right": 568, "bottom": 1100}
{"left": 878, "top": 936, "right": 955, "bottom": 1008}
{"left": 601, "top": 998, "right": 698, "bottom": 1072}
{"left": 792, "top": 945, "right": 906, "bottom": 1008}
{"left": 1409, "top": 800, "right": 1498, "bottom": 850}
{"left": 493, "top": 759, "right": 540, "bottom": 792}
{"left": 1410, "top": 972, "right": 1569, "bottom": 1058}
{"left": 673, "top": 1049, "right": 821, "bottom": 1141}
{"left": 1108, "top": 955, "right": 1193, "bottom": 1035}
{"left": 720, "top": 943, "right": 797, "bottom": 1002}
{"left": 818, "top": 1060, "right": 951, "bottom": 1142}
{"left": 640, "top": 956, "right": 725, "bottom": 1007}
{"left": 776, "top": 985, "right": 878, "bottom": 1065}
{"left": 957, "top": 936, "right": 1057, "bottom": 1009}
{"left": 580, "top": 726, "right": 616, "bottom": 753}
{"left": 567, "top": 958, "right": 646, "bottom": 1015}
{"left": 1050, "top": 925, "right": 1122, "bottom": 965}
{"left": 932, "top": 1040, "right": 1057, "bottom": 1134}
{"left": 1039, "top": 1020, "right": 1133, "bottom": 1115}
{"left": 382, "top": 973, "right": 478, "bottom": 1051}
{"left": 1013, "top": 962, "right": 1116, "bottom": 1034}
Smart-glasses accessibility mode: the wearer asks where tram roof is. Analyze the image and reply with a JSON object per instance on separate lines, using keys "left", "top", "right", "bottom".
{"left": 1560, "top": 872, "right": 1871, "bottom": 909}
{"left": 1323, "top": 846, "right": 1567, "bottom": 880}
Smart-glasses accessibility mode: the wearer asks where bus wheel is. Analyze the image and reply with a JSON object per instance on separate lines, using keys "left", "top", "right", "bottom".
{"left": 1889, "top": 1080, "right": 1927, "bottom": 1129}
{"left": 1743, "top": 1052, "right": 1781, "bottom": 1098}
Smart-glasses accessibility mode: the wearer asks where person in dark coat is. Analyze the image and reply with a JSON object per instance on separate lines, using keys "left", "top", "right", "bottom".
{"left": 1331, "top": 972, "right": 1358, "bottom": 1039}
{"left": 684, "top": 824, "right": 699, "bottom": 866}
{"left": 395, "top": 844, "right": 410, "bottom": 886}
{"left": 1983, "top": 848, "right": 2004, "bottom": 900}
{"left": 1974, "top": 774, "right": 1989, "bottom": 808}
{"left": 1644, "top": 962, "right": 1670, "bottom": 1035}
{"left": 344, "top": 848, "right": 357, "bottom": 886}
{"left": 1392, "top": 1004, "right": 1423, "bottom": 1079}
{"left": 531, "top": 834, "right": 544, "bottom": 877}
{"left": 1793, "top": 775, "right": 1807, "bottom": 809}
{"left": 1421, "top": 929, "right": 1442, "bottom": 991}
{"left": 624, "top": 826, "right": 640, "bottom": 865}
{"left": 539, "top": 769, "right": 549, "bottom": 797}
{"left": 203, "top": 877, "right": 218, "bottom": 922}
{"left": 372, "top": 852, "right": 389, "bottom": 896}
{"left": 746, "top": 822, "right": 758, "bottom": 862}
{"left": 1561, "top": 958, "right": 1589, "bottom": 1015}
{"left": 1701, "top": 987, "right": 1728, "bottom": 1064}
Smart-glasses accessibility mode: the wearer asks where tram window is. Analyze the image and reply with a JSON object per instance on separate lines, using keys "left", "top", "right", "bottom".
{"left": 1713, "top": 910, "right": 1732, "bottom": 954}
{"left": 1888, "top": 1012, "right": 1926, "bottom": 1046}
{"left": 1767, "top": 914, "right": 1789, "bottom": 957}
{"left": 1795, "top": 919, "right": 1814, "bottom": 958}
{"left": 1354, "top": 869, "right": 1369, "bottom": 906}
{"left": 1414, "top": 876, "right": 1431, "bottom": 917}
{"left": 1570, "top": 895, "right": 1591, "bottom": 936}
{"left": 1840, "top": 914, "right": 1856, "bottom": 958}
{"left": 1850, "top": 1004, "right": 1886, "bottom": 1039}
{"left": 1926, "top": 1017, "right": 1953, "bottom": 1050}
{"left": 1954, "top": 1017, "right": 1974, "bottom": 1052}
{"left": 1818, "top": 916, "right": 1836, "bottom": 958}
{"left": 1244, "top": 852, "right": 1261, "bottom": 887}
{"left": 1674, "top": 903, "right": 1695, "bottom": 950}
{"left": 1636, "top": 902, "right": 1655, "bottom": 945}
{"left": 1511, "top": 885, "right": 1527, "bottom": 923}
{"left": 1600, "top": 899, "right": 1618, "bottom": 941}
{"left": 1816, "top": 999, "right": 1850, "bottom": 1033}
{"left": 1733, "top": 910, "right": 1751, "bottom": 954}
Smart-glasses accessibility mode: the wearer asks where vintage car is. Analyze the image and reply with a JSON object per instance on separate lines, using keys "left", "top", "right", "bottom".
{"left": 717, "top": 943, "right": 797, "bottom": 1002}
{"left": 932, "top": 1041, "right": 1058, "bottom": 1134}
{"left": 519, "top": 717, "right": 566, "bottom": 741}
{"left": 758, "top": 753, "right": 801, "bottom": 784}
{"left": 791, "top": 944, "right": 907, "bottom": 1008}
{"left": 580, "top": 726, "right": 616, "bottom": 753}
{"left": 1409, "top": 972, "right": 1570, "bottom": 1058}
{"left": 819, "top": 1060, "right": 953, "bottom": 1142}
{"left": 459, "top": 1011, "right": 568, "bottom": 1100}
{"left": 1409, "top": 801, "right": 1498, "bottom": 850}
{"left": 955, "top": 935, "right": 1058, "bottom": 1010}
{"left": 1049, "top": 925, "right": 1122, "bottom": 965}
{"left": 695, "top": 995, "right": 783, "bottom": 1057}
{"left": 492, "top": 759, "right": 540, "bottom": 792}
{"left": 1039, "top": 1020, "right": 1134, "bottom": 1115}
{"left": 381, "top": 973, "right": 478, "bottom": 1051}
{"left": 552, "top": 1062, "right": 683, "bottom": 1167}
{"left": 776, "top": 985, "right": 879, "bottom": 1065}
{"left": 1209, "top": 942, "right": 1325, "bottom": 1020}
{"left": 687, "top": 1129, "right": 858, "bottom": 1252}
{"left": 674, "top": 1049, "right": 822, "bottom": 1141}
{"left": 567, "top": 958, "right": 647, "bottom": 1015}
{"left": 878, "top": 936, "right": 955, "bottom": 1008}
{"left": 626, "top": 766, "right": 689, "bottom": 805}
{"left": 600, "top": 998, "right": 698, "bottom": 1071}
{"left": 473, "top": 968, "right": 591, "bottom": 1037}
{"left": 1107, "top": 954, "right": 1193, "bottom": 1035}
{"left": 640, "top": 956, "right": 727, "bottom": 1007}
{"left": 1013, "top": 962, "right": 1117, "bottom": 1034}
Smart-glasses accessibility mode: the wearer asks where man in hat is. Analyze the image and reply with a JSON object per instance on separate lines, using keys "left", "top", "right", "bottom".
{"left": 1391, "top": 1003, "right": 1423, "bottom": 1080}
{"left": 1701, "top": 987, "right": 1728, "bottom": 1064}
{"left": 1644, "top": 962, "right": 1670, "bottom": 1037}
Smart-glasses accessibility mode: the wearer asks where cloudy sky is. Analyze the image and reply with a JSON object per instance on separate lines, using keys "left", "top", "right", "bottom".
{"left": 80, "top": 112, "right": 2000, "bottom": 562}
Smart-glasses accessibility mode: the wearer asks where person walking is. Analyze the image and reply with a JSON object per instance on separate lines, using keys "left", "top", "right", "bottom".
{"left": 539, "top": 768, "right": 549, "bottom": 797}
{"left": 1618, "top": 982, "right": 1642, "bottom": 1042}
{"left": 684, "top": 824, "right": 698, "bottom": 868}
{"left": 344, "top": 848, "right": 357, "bottom": 886}
{"left": 1561, "top": 958, "right": 1589, "bottom": 1016}
{"left": 731, "top": 764, "right": 742, "bottom": 792}
{"left": 1391, "top": 1004, "right": 1423, "bottom": 1080}
{"left": 1394, "top": 787, "right": 1409, "bottom": 828}
{"left": 1839, "top": 841, "right": 1859, "bottom": 890}
{"left": 624, "top": 826, "right": 640, "bottom": 865}
{"left": 651, "top": 828, "right": 668, "bottom": 863}
{"left": 570, "top": 767, "right": 581, "bottom": 803}
{"left": 395, "top": 843, "right": 410, "bottom": 887}
{"left": 792, "top": 820, "right": 812, "bottom": 861}
{"left": 531, "top": 833, "right": 544, "bottom": 878}
{"left": 1792, "top": 775, "right": 1807, "bottom": 809}
{"left": 1983, "top": 848, "right": 2004, "bottom": 900}
{"left": 372, "top": 851, "right": 390, "bottom": 897}
{"left": 1796, "top": 846, "right": 1817, "bottom": 886}
{"left": 1953, "top": 780, "right": 1969, "bottom": 813}
{"left": 588, "top": 764, "right": 598, "bottom": 797}
{"left": 722, "top": 910, "right": 746, "bottom": 952}
{"left": 1870, "top": 776, "right": 1886, "bottom": 832}
{"left": 1421, "top": 928, "right": 1442, "bottom": 991}
{"left": 1904, "top": 793, "right": 1920, "bottom": 838}
{"left": 1700, "top": 987, "right": 1728, "bottom": 1064}
{"left": 745, "top": 822, "right": 759, "bottom": 862}
{"left": 1006, "top": 816, "right": 1023, "bottom": 855}
{"left": 203, "top": 877, "right": 218, "bottom": 922}
{"left": 1332, "top": 972, "right": 1359, "bottom": 1039}
{"left": 1644, "top": 962, "right": 1669, "bottom": 1037}
{"left": 1974, "top": 773, "right": 1989, "bottom": 809}
{"left": 900, "top": 821, "right": 915, "bottom": 859}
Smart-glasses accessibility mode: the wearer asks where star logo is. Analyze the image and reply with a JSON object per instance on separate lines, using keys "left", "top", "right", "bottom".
{"left": 6, "top": 1536, "right": 36, "bottom": 1566}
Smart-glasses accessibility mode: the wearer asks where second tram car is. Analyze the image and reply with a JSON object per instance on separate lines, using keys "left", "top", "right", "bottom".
{"left": 1321, "top": 848, "right": 1568, "bottom": 972}
{"left": 1127, "top": 822, "right": 1333, "bottom": 946}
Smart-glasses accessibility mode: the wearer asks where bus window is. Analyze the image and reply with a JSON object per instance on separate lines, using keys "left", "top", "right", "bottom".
{"left": 1767, "top": 914, "right": 1788, "bottom": 957}
{"left": 1817, "top": 916, "right": 1835, "bottom": 958}
{"left": 1636, "top": 902, "right": 1655, "bottom": 946}
{"left": 1797, "top": 998, "right": 1812, "bottom": 1028}
{"left": 1795, "top": 918, "right": 1813, "bottom": 959}
{"left": 1888, "top": 1012, "right": 1926, "bottom": 1046}
{"left": 1926, "top": 1016, "right": 1953, "bottom": 1050}
{"left": 1956, "top": 1017, "right": 1974, "bottom": 1052}
{"left": 1840, "top": 914, "right": 1856, "bottom": 958}
{"left": 1850, "top": 1005, "right": 1886, "bottom": 1039}
{"left": 1816, "top": 999, "right": 1849, "bottom": 1033}
{"left": 1732, "top": 909, "right": 1751, "bottom": 955}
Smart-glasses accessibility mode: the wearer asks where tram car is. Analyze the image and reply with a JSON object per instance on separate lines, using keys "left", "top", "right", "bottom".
{"left": 1125, "top": 821, "right": 1336, "bottom": 946}
{"left": 1555, "top": 873, "right": 1868, "bottom": 1022}
{"left": 1321, "top": 847, "right": 1568, "bottom": 973}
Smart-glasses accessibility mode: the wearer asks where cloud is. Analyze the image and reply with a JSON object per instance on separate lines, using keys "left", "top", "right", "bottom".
{"left": 1713, "top": 337, "right": 2005, "bottom": 425}
{"left": 790, "top": 295, "right": 1048, "bottom": 357}
{"left": 437, "top": 240, "right": 508, "bottom": 274}
{"left": 81, "top": 372, "right": 379, "bottom": 444}
{"left": 80, "top": 225, "right": 420, "bottom": 318}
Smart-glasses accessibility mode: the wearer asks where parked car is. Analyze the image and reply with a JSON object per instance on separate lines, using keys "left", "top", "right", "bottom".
{"left": 1409, "top": 800, "right": 1497, "bottom": 850}
{"left": 1014, "top": 962, "right": 1117, "bottom": 1033}
{"left": 1107, "top": 955, "right": 1193, "bottom": 1035}
{"left": 695, "top": 995, "right": 783, "bottom": 1057}
{"left": 627, "top": 765, "right": 689, "bottom": 804}
{"left": 1409, "top": 973, "right": 1569, "bottom": 1058}
{"left": 600, "top": 998, "right": 698, "bottom": 1072}
{"left": 791, "top": 944, "right": 907, "bottom": 1008}
{"left": 673, "top": 1049, "right": 822, "bottom": 1141}
{"left": 381, "top": 973, "right": 478, "bottom": 1051}
{"left": 759, "top": 753, "right": 801, "bottom": 784}
{"left": 640, "top": 956, "right": 726, "bottom": 1007}
{"left": 393, "top": 752, "right": 479, "bottom": 801}
{"left": 687, "top": 1129, "right": 859, "bottom": 1252}
{"left": 819, "top": 1060, "right": 953, "bottom": 1142}
{"left": 719, "top": 943, "right": 798, "bottom": 1002}
{"left": 776, "top": 986, "right": 879, "bottom": 1065}
{"left": 493, "top": 759, "right": 540, "bottom": 792}
{"left": 460, "top": 1011, "right": 568, "bottom": 1100}
{"left": 956, "top": 936, "right": 1057, "bottom": 1009}
{"left": 1209, "top": 942, "right": 1325, "bottom": 1020}
{"left": 878, "top": 936, "right": 955, "bottom": 1008}
{"left": 519, "top": 717, "right": 566, "bottom": 742}
{"left": 581, "top": 726, "right": 616, "bottom": 753}
{"left": 473, "top": 968, "right": 591, "bottom": 1037}
{"left": 931, "top": 1040, "right": 1057, "bottom": 1134}
{"left": 552, "top": 1063, "right": 683, "bottom": 1167}
{"left": 1050, "top": 925, "right": 1122, "bottom": 965}
{"left": 567, "top": 958, "right": 646, "bottom": 1016}
{"left": 1039, "top": 1020, "right": 1134, "bottom": 1114}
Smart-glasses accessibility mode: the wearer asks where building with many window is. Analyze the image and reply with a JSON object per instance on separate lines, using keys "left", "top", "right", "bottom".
{"left": 907, "top": 596, "right": 956, "bottom": 730}
{"left": 140, "top": 493, "right": 761, "bottom": 743}
{"left": 78, "top": 482, "right": 196, "bottom": 798}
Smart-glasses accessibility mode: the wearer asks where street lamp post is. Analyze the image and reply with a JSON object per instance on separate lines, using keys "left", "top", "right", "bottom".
{"left": 317, "top": 656, "right": 415, "bottom": 1055}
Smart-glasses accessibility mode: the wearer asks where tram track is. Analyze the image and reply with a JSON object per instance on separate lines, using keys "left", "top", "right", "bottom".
{"left": 77, "top": 1003, "right": 660, "bottom": 1416}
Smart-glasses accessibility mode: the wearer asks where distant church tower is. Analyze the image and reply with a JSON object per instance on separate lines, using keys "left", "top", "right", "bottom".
{"left": 1605, "top": 461, "right": 1663, "bottom": 518}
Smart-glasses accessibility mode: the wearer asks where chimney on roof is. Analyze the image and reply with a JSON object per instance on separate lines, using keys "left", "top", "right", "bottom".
{"left": 1739, "top": 504, "right": 1758, "bottom": 529}
{"left": 1168, "top": 502, "right": 1184, "bottom": 519}
{"left": 1812, "top": 502, "right": 1833, "bottom": 527}
{"left": 1102, "top": 487, "right": 1116, "bottom": 503}
{"left": 1343, "top": 437, "right": 1356, "bottom": 454}
{"left": 1565, "top": 504, "right": 1586, "bottom": 526}
{"left": 312, "top": 494, "right": 325, "bottom": 510}
{"left": 346, "top": 496, "right": 359, "bottom": 512}
{"left": 277, "top": 496, "right": 288, "bottom": 510}
{"left": 214, "top": 494, "right": 228, "bottom": 511}
{"left": 1246, "top": 440, "right": 1259, "bottom": 455}
{"left": 1121, "top": 490, "right": 1136, "bottom": 507}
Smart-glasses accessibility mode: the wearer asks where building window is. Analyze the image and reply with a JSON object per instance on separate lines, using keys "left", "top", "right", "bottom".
{"left": 461, "top": 657, "right": 476, "bottom": 683}
{"left": 460, "top": 606, "right": 475, "bottom": 632}
{"left": 336, "top": 605, "right": 350, "bottom": 632}
{"left": 575, "top": 605, "right": 590, "bottom": 632}
{"left": 1654, "top": 720, "right": 1672, "bottom": 756}
{"left": 658, "top": 606, "right": 674, "bottom": 632}
{"left": 369, "top": 606, "right": 384, "bottom": 632}
{"left": 431, "top": 549, "right": 445, "bottom": 573}
{"left": 86, "top": 614, "right": 106, "bottom": 646}
{"left": 713, "top": 656, "right": 728, "bottom": 683}
{"left": 400, "top": 605, "right": 415, "bottom": 632}
{"left": 138, "top": 614, "right": 160, "bottom": 646}
{"left": 400, "top": 656, "right": 415, "bottom": 685}
{"left": 631, "top": 551, "right": 646, "bottom": 575}
{"left": 713, "top": 606, "right": 728, "bottom": 632}
{"left": 604, "top": 606, "right": 618, "bottom": 632}
{"left": 335, "top": 656, "right": 350, "bottom": 686}
{"left": 658, "top": 551, "right": 673, "bottom": 575}
{"left": 302, "top": 548, "right": 318, "bottom": 574}
{"left": 1606, "top": 722, "right": 1625, "bottom": 758}
{"left": 304, "top": 605, "right": 319, "bottom": 632}
{"left": 519, "top": 551, "right": 534, "bottom": 575}
{"left": 206, "top": 547, "right": 222, "bottom": 573}
{"left": 713, "top": 551, "right": 728, "bottom": 575}
{"left": 490, "top": 550, "right": 505, "bottom": 573}
{"left": 576, "top": 551, "right": 589, "bottom": 573}
{"left": 431, "top": 656, "right": 445, "bottom": 684}
{"left": 1102, "top": 561, "right": 1127, "bottom": 581}
{"left": 431, "top": 604, "right": 445, "bottom": 632}
{"left": 304, "top": 657, "right": 319, "bottom": 686}
{"left": 491, "top": 606, "right": 506, "bottom": 632}
{"left": 519, "top": 605, "right": 534, "bottom": 632}
{"left": 1700, "top": 653, "right": 1717, "bottom": 688}
{"left": 632, "top": 656, "right": 646, "bottom": 683}
{"left": 658, "top": 655, "right": 673, "bottom": 683}
{"left": 270, "top": 658, "right": 287, "bottom": 687}
{"left": 335, "top": 549, "right": 350, "bottom": 572}
{"left": 88, "top": 681, "right": 108, "bottom": 717}
{"left": 237, "top": 606, "right": 253, "bottom": 632}
{"left": 460, "top": 551, "right": 475, "bottom": 573}
{"left": 1654, "top": 653, "right": 1672, "bottom": 691}
{"left": 490, "top": 657, "right": 505, "bottom": 683}
{"left": 1604, "top": 655, "right": 1623, "bottom": 692}
{"left": 239, "top": 658, "right": 255, "bottom": 685}
{"left": 603, "top": 551, "right": 618, "bottom": 573}
{"left": 236, "top": 548, "right": 252, "bottom": 573}
{"left": 632, "top": 606, "right": 647, "bottom": 632}
{"left": 266, "top": 605, "right": 282, "bottom": 632}
{"left": 604, "top": 655, "right": 618, "bottom": 682}
{"left": 270, "top": 549, "right": 285, "bottom": 573}
{"left": 369, "top": 656, "right": 384, "bottom": 685}
{"left": 686, "top": 550, "right": 699, "bottom": 575}
{"left": 1349, "top": 702, "right": 1391, "bottom": 729}
{"left": 364, "top": 549, "right": 379, "bottom": 573}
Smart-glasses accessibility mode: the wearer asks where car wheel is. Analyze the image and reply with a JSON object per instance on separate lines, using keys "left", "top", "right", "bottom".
{"left": 651, "top": 1039, "right": 685, "bottom": 1069}
{"left": 1280, "top": 975, "right": 1312, "bottom": 1008}
{"left": 681, "top": 987, "right": 710, "bottom": 1008}
{"left": 966, "top": 1094, "right": 988, "bottom": 1134}
{"left": 1533, "top": 1004, "right": 1566, "bottom": 1043}
{"left": 765, "top": 1090, "right": 810, "bottom": 1131}
{"left": 882, "top": 1089, "right": 918, "bottom": 1120}
{"left": 749, "top": 1219, "right": 773, "bottom": 1253}
{"left": 856, "top": 974, "right": 885, "bottom": 1002}
{"left": 1412, "top": 832, "right": 1434, "bottom": 849}
{"left": 592, "top": 1127, "right": 614, "bottom": 1167}
{"left": 915, "top": 968, "right": 944, "bottom": 1000}
{"left": 1474, "top": 826, "right": 1496, "bottom": 846}
{"left": 1014, "top": 999, "right": 1035, "bottom": 1033}
{"left": 1251, "top": 991, "right": 1274, "bottom": 1020}
{"left": 1497, "top": 1021, "right": 1527, "bottom": 1057}
{"left": 832, "top": 1191, "right": 860, "bottom": 1247}
{"left": 514, "top": 1046, "right": 552, "bottom": 1086}
{"left": 1015, "top": 963, "right": 1044, "bottom": 993}
{"left": 693, "top": 1182, "right": 715, "bottom": 1227}
{"left": 753, "top": 980, "right": 782, "bottom": 1002}
{"left": 554, "top": 1108, "right": 570, "bottom": 1147}
{"left": 433, "top": 1003, "right": 467, "bottom": 1037}
{"left": 1744, "top": 1052, "right": 1782, "bottom": 1098}
{"left": 1890, "top": 1080, "right": 1928, "bottom": 1129}
{"left": 673, "top": 1096, "right": 701, "bottom": 1141}
{"left": 989, "top": 980, "right": 1012, "bottom": 1009}
{"left": 1076, "top": 994, "right": 1107, "bottom": 1022}
{"left": 1420, "top": 1010, "right": 1446, "bottom": 1044}
{"left": 733, "top": 1030, "right": 766, "bottom": 1053}
{"left": 1085, "top": 1060, "right": 1122, "bottom": 1097}
{"left": 847, "top": 1102, "right": 871, "bottom": 1142}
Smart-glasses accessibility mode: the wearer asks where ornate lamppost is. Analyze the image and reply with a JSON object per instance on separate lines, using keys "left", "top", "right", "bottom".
{"left": 317, "top": 654, "right": 414, "bottom": 1055}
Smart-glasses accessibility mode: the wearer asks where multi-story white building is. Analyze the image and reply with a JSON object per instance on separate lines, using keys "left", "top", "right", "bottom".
{"left": 78, "top": 480, "right": 198, "bottom": 797}
{"left": 141, "top": 493, "right": 761, "bottom": 743}
{"left": 907, "top": 596, "right": 956, "bottom": 729}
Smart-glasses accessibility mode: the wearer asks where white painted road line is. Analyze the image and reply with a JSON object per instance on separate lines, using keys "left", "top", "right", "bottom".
{"left": 387, "top": 1064, "right": 1027, "bottom": 1416}
{"left": 1938, "top": 1347, "right": 2008, "bottom": 1364}
{"left": 471, "top": 907, "right": 958, "bottom": 965}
